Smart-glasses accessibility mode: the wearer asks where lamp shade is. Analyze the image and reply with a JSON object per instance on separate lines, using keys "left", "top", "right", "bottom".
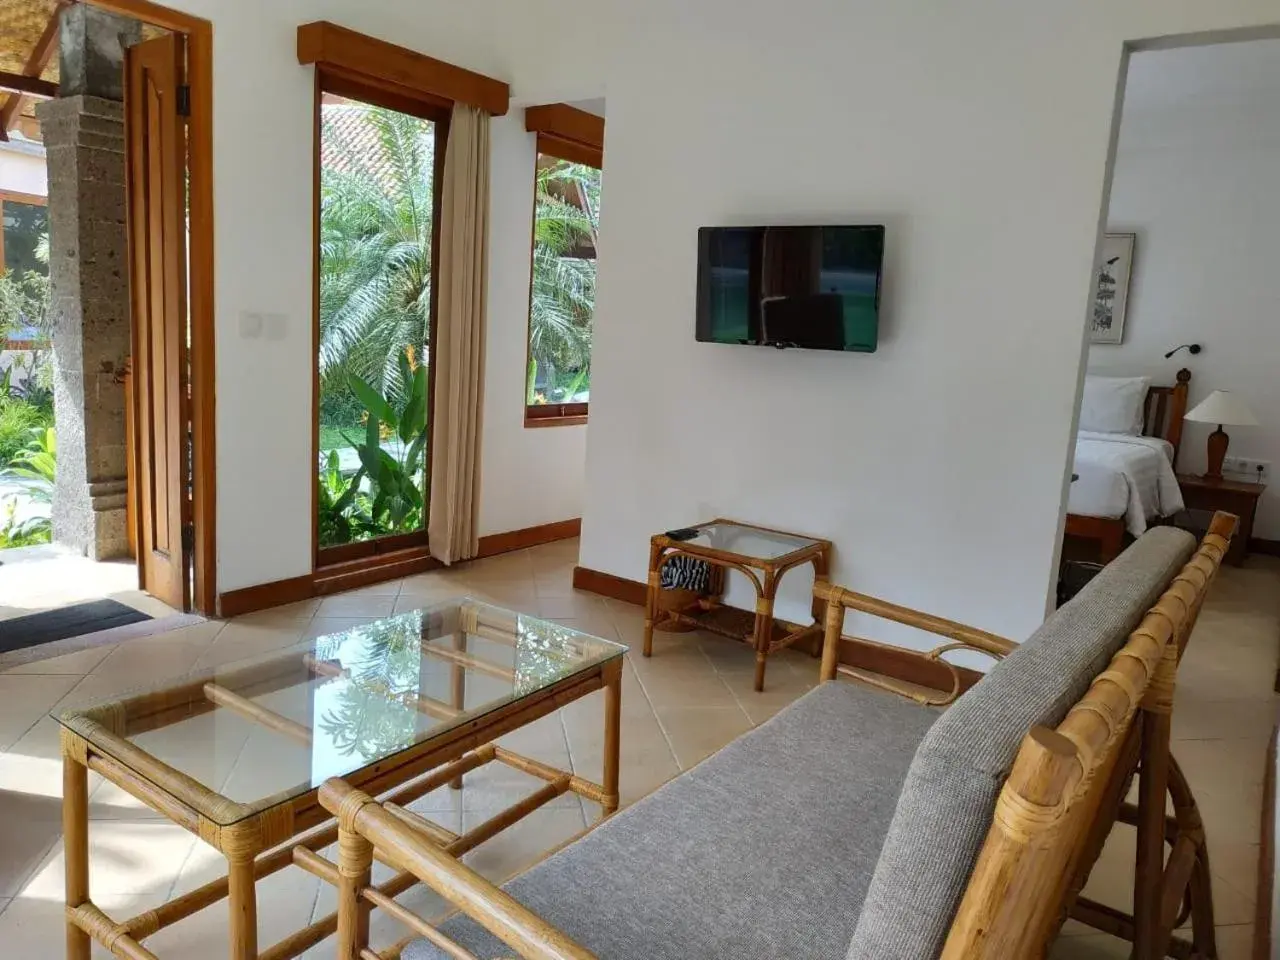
{"left": 1184, "top": 390, "right": 1259, "bottom": 427}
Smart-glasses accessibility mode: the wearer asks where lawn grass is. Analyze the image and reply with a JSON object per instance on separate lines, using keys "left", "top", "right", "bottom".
{"left": 319, "top": 423, "right": 359, "bottom": 454}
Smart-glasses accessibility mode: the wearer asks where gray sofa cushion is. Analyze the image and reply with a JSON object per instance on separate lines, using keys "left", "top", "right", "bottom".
{"left": 404, "top": 681, "right": 940, "bottom": 960}
{"left": 846, "top": 525, "right": 1196, "bottom": 959}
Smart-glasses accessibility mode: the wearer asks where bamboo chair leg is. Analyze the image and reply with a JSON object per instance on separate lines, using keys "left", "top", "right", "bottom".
{"left": 63, "top": 750, "right": 91, "bottom": 960}
{"left": 1169, "top": 754, "right": 1218, "bottom": 958}
{"left": 1135, "top": 645, "right": 1177, "bottom": 960}
{"left": 336, "top": 826, "right": 374, "bottom": 960}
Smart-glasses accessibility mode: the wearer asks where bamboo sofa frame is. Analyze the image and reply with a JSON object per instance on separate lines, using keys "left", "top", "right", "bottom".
{"left": 1064, "top": 367, "right": 1191, "bottom": 563}
{"left": 307, "top": 512, "right": 1235, "bottom": 960}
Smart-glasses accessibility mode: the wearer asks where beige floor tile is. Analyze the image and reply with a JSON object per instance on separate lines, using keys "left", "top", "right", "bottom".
{"left": 190, "top": 619, "right": 309, "bottom": 671}
{"left": 229, "top": 598, "right": 323, "bottom": 626}
{"left": 1173, "top": 696, "right": 1279, "bottom": 742}
{"left": 2, "top": 642, "right": 118, "bottom": 677}
{"left": 0, "top": 888, "right": 169, "bottom": 960}
{"left": 459, "top": 806, "right": 588, "bottom": 882}
{"left": 316, "top": 595, "right": 398, "bottom": 619}
{"left": 0, "top": 673, "right": 82, "bottom": 749}
{"left": 83, "top": 620, "right": 224, "bottom": 685}
{"left": 656, "top": 705, "right": 752, "bottom": 769}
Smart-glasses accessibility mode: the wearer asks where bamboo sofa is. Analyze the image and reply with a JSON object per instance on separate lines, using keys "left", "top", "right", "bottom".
{"left": 310, "top": 514, "right": 1236, "bottom": 960}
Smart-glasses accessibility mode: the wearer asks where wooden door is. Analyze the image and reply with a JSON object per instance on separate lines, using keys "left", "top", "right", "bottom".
{"left": 126, "top": 33, "right": 190, "bottom": 611}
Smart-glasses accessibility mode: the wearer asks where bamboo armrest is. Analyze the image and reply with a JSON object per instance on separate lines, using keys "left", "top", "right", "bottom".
{"left": 319, "top": 779, "right": 598, "bottom": 960}
{"left": 813, "top": 581, "right": 1016, "bottom": 658}
{"left": 814, "top": 582, "right": 1014, "bottom": 705}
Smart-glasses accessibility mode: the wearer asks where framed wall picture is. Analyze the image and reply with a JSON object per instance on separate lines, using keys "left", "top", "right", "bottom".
{"left": 1091, "top": 233, "right": 1135, "bottom": 345}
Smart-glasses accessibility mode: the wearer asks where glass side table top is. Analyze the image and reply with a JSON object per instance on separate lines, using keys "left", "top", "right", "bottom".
{"left": 666, "top": 521, "right": 825, "bottom": 562}
{"left": 55, "top": 599, "right": 626, "bottom": 826}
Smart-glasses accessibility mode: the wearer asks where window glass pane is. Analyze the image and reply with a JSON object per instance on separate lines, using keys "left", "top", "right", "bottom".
{"left": 317, "top": 98, "right": 437, "bottom": 549}
{"left": 2, "top": 199, "right": 48, "bottom": 276}
{"left": 527, "top": 154, "right": 600, "bottom": 410}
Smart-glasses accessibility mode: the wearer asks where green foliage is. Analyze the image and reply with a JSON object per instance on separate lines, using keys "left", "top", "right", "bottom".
{"left": 0, "top": 268, "right": 50, "bottom": 339}
{"left": 0, "top": 499, "right": 49, "bottom": 549}
{"left": 317, "top": 449, "right": 367, "bottom": 546}
{"left": 0, "top": 395, "right": 53, "bottom": 464}
{"left": 319, "top": 105, "right": 436, "bottom": 409}
{"left": 0, "top": 426, "right": 55, "bottom": 548}
{"left": 528, "top": 158, "right": 600, "bottom": 404}
{"left": 318, "top": 358, "right": 429, "bottom": 548}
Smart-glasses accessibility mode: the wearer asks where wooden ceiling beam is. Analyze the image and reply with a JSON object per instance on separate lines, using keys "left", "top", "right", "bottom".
{"left": 0, "top": 72, "right": 58, "bottom": 100}
{"left": 0, "top": 2, "right": 67, "bottom": 141}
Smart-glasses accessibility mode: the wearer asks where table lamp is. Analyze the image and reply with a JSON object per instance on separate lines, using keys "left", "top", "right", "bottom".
{"left": 1184, "top": 390, "right": 1258, "bottom": 480}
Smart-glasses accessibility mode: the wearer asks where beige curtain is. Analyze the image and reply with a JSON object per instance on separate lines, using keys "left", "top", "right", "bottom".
{"left": 428, "top": 104, "right": 490, "bottom": 564}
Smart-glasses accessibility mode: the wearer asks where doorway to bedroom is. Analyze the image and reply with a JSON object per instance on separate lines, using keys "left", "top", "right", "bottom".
{"left": 1063, "top": 36, "right": 1280, "bottom": 591}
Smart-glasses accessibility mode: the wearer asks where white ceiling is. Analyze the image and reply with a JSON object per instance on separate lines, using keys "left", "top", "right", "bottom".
{"left": 1125, "top": 38, "right": 1280, "bottom": 113}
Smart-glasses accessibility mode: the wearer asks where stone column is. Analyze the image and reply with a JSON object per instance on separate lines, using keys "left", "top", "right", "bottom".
{"left": 36, "top": 6, "right": 141, "bottom": 560}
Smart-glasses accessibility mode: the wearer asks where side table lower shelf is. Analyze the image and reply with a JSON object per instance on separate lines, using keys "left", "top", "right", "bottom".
{"left": 662, "top": 602, "right": 823, "bottom": 656}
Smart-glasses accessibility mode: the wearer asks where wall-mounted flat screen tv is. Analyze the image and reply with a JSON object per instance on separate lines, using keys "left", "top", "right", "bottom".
{"left": 696, "top": 225, "right": 885, "bottom": 352}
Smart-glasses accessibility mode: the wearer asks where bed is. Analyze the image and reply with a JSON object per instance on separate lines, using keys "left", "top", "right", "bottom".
{"left": 1064, "top": 368, "right": 1190, "bottom": 562}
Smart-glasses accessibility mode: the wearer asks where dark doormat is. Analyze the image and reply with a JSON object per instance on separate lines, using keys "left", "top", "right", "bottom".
{"left": 0, "top": 599, "right": 152, "bottom": 655}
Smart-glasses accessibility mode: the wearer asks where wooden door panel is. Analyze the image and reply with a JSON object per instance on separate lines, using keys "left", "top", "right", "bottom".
{"left": 126, "top": 33, "right": 190, "bottom": 611}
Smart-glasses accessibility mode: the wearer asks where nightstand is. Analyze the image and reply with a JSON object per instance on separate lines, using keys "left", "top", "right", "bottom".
{"left": 1176, "top": 474, "right": 1265, "bottom": 566}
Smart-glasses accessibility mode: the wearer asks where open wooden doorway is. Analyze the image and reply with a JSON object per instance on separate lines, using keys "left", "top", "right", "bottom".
{"left": 125, "top": 30, "right": 188, "bottom": 610}
{"left": 97, "top": 0, "right": 215, "bottom": 614}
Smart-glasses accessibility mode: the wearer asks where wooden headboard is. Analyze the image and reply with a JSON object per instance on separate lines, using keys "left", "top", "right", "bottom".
{"left": 1143, "top": 367, "right": 1191, "bottom": 467}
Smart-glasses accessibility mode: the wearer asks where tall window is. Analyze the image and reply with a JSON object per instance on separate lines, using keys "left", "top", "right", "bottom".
{"left": 0, "top": 192, "right": 49, "bottom": 348}
{"left": 525, "top": 138, "right": 601, "bottom": 426}
{"left": 315, "top": 76, "right": 448, "bottom": 562}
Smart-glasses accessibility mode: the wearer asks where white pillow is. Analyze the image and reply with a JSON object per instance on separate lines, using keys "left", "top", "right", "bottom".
{"left": 1079, "top": 375, "right": 1150, "bottom": 435}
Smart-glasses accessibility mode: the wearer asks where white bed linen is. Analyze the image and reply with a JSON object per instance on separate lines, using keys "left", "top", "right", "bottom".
{"left": 1069, "top": 431, "right": 1184, "bottom": 536}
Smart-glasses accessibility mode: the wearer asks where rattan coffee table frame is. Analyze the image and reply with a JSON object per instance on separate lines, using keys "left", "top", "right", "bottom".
{"left": 58, "top": 611, "right": 624, "bottom": 960}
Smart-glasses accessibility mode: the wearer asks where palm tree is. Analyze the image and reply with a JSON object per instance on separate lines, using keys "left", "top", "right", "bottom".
{"left": 319, "top": 104, "right": 437, "bottom": 412}
{"left": 528, "top": 159, "right": 601, "bottom": 403}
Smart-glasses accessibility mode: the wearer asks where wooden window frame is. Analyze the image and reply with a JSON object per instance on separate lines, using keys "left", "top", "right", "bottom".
{"left": 523, "top": 109, "right": 603, "bottom": 430}
{"left": 311, "top": 68, "right": 451, "bottom": 572}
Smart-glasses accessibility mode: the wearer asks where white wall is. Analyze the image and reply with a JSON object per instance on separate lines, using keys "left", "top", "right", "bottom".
{"left": 479, "top": 112, "right": 587, "bottom": 537}
{"left": 580, "top": 1, "right": 1280, "bottom": 648}
{"left": 131, "top": 0, "right": 598, "bottom": 592}
{"left": 1090, "top": 67, "right": 1280, "bottom": 538}
{"left": 0, "top": 142, "right": 48, "bottom": 198}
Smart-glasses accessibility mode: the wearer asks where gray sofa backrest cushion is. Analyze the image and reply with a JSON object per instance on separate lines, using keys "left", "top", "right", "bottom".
{"left": 846, "top": 526, "right": 1196, "bottom": 960}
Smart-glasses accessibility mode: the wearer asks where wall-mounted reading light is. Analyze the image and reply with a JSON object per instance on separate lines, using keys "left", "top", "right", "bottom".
{"left": 1164, "top": 343, "right": 1202, "bottom": 359}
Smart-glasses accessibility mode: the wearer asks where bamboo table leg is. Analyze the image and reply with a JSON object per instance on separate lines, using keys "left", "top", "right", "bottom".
{"left": 228, "top": 855, "right": 258, "bottom": 960}
{"left": 450, "top": 629, "right": 467, "bottom": 790}
{"left": 643, "top": 540, "right": 662, "bottom": 658}
{"left": 602, "top": 659, "right": 623, "bottom": 814}
{"left": 63, "top": 746, "right": 91, "bottom": 960}
{"left": 753, "top": 579, "right": 776, "bottom": 693}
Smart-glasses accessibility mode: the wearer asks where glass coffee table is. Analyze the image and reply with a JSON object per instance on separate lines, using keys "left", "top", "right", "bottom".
{"left": 645, "top": 519, "right": 832, "bottom": 691}
{"left": 54, "top": 599, "right": 626, "bottom": 960}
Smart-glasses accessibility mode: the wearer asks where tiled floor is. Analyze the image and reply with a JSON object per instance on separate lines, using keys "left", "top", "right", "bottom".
{"left": 0, "top": 546, "right": 171, "bottom": 622}
{"left": 0, "top": 537, "right": 1274, "bottom": 958}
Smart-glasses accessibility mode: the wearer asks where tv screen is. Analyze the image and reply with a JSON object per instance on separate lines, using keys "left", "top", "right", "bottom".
{"left": 696, "top": 225, "right": 884, "bottom": 352}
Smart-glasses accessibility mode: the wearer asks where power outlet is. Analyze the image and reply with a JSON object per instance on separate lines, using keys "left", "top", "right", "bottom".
{"left": 1222, "top": 456, "right": 1271, "bottom": 485}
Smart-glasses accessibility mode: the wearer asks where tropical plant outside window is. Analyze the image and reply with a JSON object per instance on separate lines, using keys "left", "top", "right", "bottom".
{"left": 0, "top": 194, "right": 54, "bottom": 550}
{"left": 526, "top": 153, "right": 601, "bottom": 421}
{"left": 316, "top": 93, "right": 444, "bottom": 552}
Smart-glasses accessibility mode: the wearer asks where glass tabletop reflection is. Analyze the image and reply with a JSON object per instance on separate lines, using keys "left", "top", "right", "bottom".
{"left": 54, "top": 599, "right": 626, "bottom": 826}
{"left": 676, "top": 521, "right": 823, "bottom": 562}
